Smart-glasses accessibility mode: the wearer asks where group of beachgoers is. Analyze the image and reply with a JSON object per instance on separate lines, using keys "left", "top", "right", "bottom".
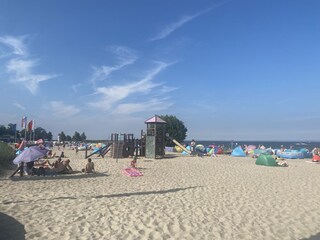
{"left": 24, "top": 154, "right": 95, "bottom": 177}
{"left": 187, "top": 139, "right": 320, "bottom": 158}
{"left": 14, "top": 139, "right": 95, "bottom": 176}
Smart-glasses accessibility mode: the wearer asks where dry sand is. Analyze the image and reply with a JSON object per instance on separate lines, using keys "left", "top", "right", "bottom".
{"left": 1, "top": 147, "right": 320, "bottom": 240}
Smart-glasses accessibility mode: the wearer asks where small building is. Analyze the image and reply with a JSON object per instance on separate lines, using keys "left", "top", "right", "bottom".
{"left": 145, "top": 115, "right": 166, "bottom": 159}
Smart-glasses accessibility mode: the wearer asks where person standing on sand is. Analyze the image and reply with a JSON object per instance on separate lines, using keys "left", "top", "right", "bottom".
{"left": 312, "top": 147, "right": 319, "bottom": 156}
{"left": 190, "top": 139, "right": 196, "bottom": 155}
{"left": 75, "top": 146, "right": 79, "bottom": 155}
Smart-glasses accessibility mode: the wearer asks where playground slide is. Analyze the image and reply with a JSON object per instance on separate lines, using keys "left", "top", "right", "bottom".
{"left": 85, "top": 143, "right": 112, "bottom": 159}
{"left": 172, "top": 139, "right": 191, "bottom": 154}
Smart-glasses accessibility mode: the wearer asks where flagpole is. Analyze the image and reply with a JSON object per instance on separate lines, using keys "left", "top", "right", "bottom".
{"left": 33, "top": 120, "right": 35, "bottom": 141}
{"left": 22, "top": 116, "right": 27, "bottom": 140}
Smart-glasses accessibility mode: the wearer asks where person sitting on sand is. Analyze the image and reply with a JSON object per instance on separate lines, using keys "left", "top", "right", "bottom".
{"left": 49, "top": 157, "right": 62, "bottom": 169}
{"left": 47, "top": 150, "right": 56, "bottom": 159}
{"left": 56, "top": 159, "right": 73, "bottom": 173}
{"left": 59, "top": 151, "right": 65, "bottom": 158}
{"left": 48, "top": 158, "right": 73, "bottom": 174}
{"left": 131, "top": 157, "right": 137, "bottom": 168}
{"left": 82, "top": 158, "right": 95, "bottom": 173}
{"left": 276, "top": 159, "right": 288, "bottom": 167}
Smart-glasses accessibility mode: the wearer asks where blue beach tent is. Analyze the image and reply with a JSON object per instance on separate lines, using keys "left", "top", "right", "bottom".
{"left": 181, "top": 146, "right": 191, "bottom": 155}
{"left": 231, "top": 146, "right": 246, "bottom": 157}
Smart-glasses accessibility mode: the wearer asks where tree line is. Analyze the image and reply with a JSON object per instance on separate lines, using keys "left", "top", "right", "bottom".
{"left": 0, "top": 124, "right": 53, "bottom": 141}
{"left": 0, "top": 115, "right": 187, "bottom": 145}
{"left": 0, "top": 123, "right": 87, "bottom": 142}
{"left": 58, "top": 131, "right": 87, "bottom": 142}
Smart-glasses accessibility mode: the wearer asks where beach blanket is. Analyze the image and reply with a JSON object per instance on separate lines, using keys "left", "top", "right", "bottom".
{"left": 123, "top": 168, "right": 143, "bottom": 177}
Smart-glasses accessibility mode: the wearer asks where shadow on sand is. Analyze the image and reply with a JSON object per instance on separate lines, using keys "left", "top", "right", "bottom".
{"left": 2, "top": 196, "right": 78, "bottom": 205}
{"left": 0, "top": 212, "right": 26, "bottom": 240}
{"left": 8, "top": 172, "right": 109, "bottom": 182}
{"left": 94, "top": 186, "right": 201, "bottom": 199}
{"left": 2, "top": 186, "right": 202, "bottom": 206}
{"left": 301, "top": 233, "right": 320, "bottom": 240}
{"left": 143, "top": 159, "right": 153, "bottom": 162}
{"left": 164, "top": 153, "right": 183, "bottom": 159}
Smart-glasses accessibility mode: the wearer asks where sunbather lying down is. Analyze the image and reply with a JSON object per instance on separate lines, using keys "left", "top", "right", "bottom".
{"left": 277, "top": 160, "right": 288, "bottom": 167}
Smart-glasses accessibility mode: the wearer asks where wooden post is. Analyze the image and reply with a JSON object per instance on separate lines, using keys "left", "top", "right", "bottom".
{"left": 9, "top": 165, "right": 22, "bottom": 178}
{"left": 20, "top": 163, "right": 24, "bottom": 177}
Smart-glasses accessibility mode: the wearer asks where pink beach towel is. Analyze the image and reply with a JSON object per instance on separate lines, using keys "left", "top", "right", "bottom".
{"left": 123, "top": 167, "right": 143, "bottom": 177}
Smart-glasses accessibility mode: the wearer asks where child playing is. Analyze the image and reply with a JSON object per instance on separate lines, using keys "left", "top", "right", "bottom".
{"left": 131, "top": 156, "right": 137, "bottom": 168}
{"left": 82, "top": 158, "right": 95, "bottom": 173}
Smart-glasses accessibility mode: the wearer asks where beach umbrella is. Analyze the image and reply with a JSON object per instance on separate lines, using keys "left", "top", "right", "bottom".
{"left": 195, "top": 144, "right": 207, "bottom": 154}
{"left": 195, "top": 144, "right": 205, "bottom": 150}
{"left": 13, "top": 146, "right": 49, "bottom": 165}
{"left": 246, "top": 145, "right": 256, "bottom": 150}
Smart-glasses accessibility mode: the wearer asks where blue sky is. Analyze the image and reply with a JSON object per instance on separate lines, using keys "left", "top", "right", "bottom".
{"left": 1, "top": 0, "right": 320, "bottom": 141}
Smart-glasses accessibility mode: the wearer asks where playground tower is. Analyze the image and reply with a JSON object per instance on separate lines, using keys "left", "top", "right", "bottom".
{"left": 145, "top": 115, "right": 166, "bottom": 159}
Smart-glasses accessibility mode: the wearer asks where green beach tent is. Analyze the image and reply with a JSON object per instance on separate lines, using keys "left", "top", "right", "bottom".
{"left": 255, "top": 154, "right": 278, "bottom": 167}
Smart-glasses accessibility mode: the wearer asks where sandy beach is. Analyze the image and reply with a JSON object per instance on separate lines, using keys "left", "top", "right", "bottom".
{"left": 1, "top": 147, "right": 320, "bottom": 240}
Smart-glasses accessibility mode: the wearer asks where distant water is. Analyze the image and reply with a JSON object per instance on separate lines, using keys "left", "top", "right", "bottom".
{"left": 183, "top": 140, "right": 320, "bottom": 150}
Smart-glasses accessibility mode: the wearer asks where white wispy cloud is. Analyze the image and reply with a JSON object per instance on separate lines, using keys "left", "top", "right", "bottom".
{"left": 0, "top": 35, "right": 59, "bottom": 94}
{"left": 149, "top": 15, "right": 198, "bottom": 42}
{"left": 6, "top": 58, "right": 58, "bottom": 94}
{"left": 13, "top": 102, "right": 26, "bottom": 111}
{"left": 113, "top": 98, "right": 172, "bottom": 115}
{"left": 0, "top": 35, "right": 27, "bottom": 56}
{"left": 160, "top": 85, "right": 179, "bottom": 93}
{"left": 71, "top": 83, "right": 83, "bottom": 93}
{"left": 88, "top": 61, "right": 172, "bottom": 112}
{"left": 90, "top": 46, "right": 138, "bottom": 86}
{"left": 149, "top": 4, "right": 223, "bottom": 41}
{"left": 48, "top": 101, "right": 81, "bottom": 118}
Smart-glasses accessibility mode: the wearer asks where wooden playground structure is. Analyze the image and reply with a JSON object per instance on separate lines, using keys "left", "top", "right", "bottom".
{"left": 85, "top": 115, "right": 168, "bottom": 159}
{"left": 85, "top": 132, "right": 146, "bottom": 159}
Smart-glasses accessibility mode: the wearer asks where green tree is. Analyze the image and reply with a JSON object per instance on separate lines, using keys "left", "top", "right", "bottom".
{"left": 66, "top": 135, "right": 72, "bottom": 141}
{"left": 80, "top": 132, "right": 86, "bottom": 141}
{"left": 59, "top": 131, "right": 66, "bottom": 142}
{"left": 19, "top": 129, "right": 26, "bottom": 139}
{"left": 72, "top": 131, "right": 82, "bottom": 142}
{"left": 8, "top": 123, "right": 17, "bottom": 135}
{"left": 0, "top": 124, "right": 16, "bottom": 137}
{"left": 0, "top": 142, "right": 16, "bottom": 166}
{"left": 0, "top": 125, "right": 6, "bottom": 137}
{"left": 34, "top": 127, "right": 48, "bottom": 140}
{"left": 159, "top": 115, "right": 188, "bottom": 147}
{"left": 47, "top": 131, "right": 53, "bottom": 141}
